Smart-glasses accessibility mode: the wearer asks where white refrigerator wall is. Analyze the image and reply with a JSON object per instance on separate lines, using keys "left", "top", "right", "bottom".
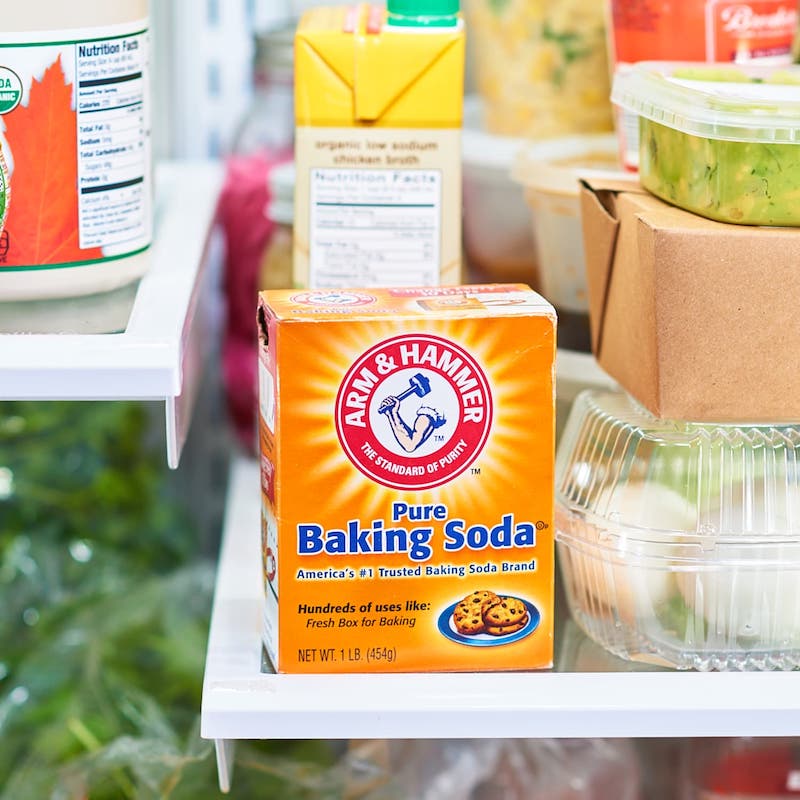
{"left": 153, "top": 0, "right": 381, "bottom": 158}
{"left": 152, "top": 0, "right": 322, "bottom": 159}
{"left": 167, "top": 0, "right": 254, "bottom": 157}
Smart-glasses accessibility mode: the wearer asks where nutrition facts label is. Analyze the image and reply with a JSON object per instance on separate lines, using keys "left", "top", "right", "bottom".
{"left": 309, "top": 168, "right": 441, "bottom": 288}
{"left": 75, "top": 30, "right": 150, "bottom": 251}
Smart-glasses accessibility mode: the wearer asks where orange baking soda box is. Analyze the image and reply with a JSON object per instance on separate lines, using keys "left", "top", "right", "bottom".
{"left": 258, "top": 284, "right": 556, "bottom": 673}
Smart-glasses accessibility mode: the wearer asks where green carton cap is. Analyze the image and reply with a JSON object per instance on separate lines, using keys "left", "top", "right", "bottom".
{"left": 387, "top": 0, "right": 460, "bottom": 26}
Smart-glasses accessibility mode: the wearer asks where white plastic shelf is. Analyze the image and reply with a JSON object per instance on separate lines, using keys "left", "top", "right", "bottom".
{"left": 0, "top": 161, "right": 223, "bottom": 468}
{"left": 202, "top": 458, "right": 800, "bottom": 792}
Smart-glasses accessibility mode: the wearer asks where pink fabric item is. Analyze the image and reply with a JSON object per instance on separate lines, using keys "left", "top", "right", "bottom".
{"left": 218, "top": 152, "right": 286, "bottom": 450}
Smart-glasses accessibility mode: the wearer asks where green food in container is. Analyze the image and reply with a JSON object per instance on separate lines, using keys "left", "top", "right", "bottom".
{"left": 612, "top": 62, "right": 800, "bottom": 226}
{"left": 641, "top": 122, "right": 800, "bottom": 225}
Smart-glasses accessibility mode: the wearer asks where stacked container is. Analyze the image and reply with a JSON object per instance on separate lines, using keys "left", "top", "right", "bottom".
{"left": 462, "top": 0, "right": 614, "bottom": 140}
{"left": 557, "top": 61, "right": 800, "bottom": 671}
{"left": 556, "top": 391, "right": 800, "bottom": 671}
{"left": 612, "top": 62, "right": 800, "bottom": 227}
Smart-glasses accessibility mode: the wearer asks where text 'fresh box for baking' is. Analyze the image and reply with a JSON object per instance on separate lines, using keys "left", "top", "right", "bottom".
{"left": 258, "top": 285, "right": 556, "bottom": 673}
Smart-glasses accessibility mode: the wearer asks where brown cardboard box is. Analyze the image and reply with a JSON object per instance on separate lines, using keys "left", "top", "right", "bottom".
{"left": 581, "top": 178, "right": 800, "bottom": 422}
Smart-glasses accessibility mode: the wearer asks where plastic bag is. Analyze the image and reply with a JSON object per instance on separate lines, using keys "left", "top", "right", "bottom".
{"left": 342, "top": 738, "right": 640, "bottom": 800}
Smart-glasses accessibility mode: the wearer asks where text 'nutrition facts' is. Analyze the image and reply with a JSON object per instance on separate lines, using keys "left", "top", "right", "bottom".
{"left": 76, "top": 30, "right": 150, "bottom": 253}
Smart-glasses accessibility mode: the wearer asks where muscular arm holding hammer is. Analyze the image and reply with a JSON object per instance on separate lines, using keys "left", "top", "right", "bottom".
{"left": 378, "top": 373, "right": 446, "bottom": 454}
{"left": 379, "top": 397, "right": 446, "bottom": 454}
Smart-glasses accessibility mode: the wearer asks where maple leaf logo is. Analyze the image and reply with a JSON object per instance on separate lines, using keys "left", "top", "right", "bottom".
{"left": 2, "top": 56, "right": 103, "bottom": 268}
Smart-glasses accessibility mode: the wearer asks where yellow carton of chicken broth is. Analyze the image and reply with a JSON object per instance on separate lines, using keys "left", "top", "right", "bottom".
{"left": 293, "top": 4, "right": 465, "bottom": 288}
{"left": 258, "top": 285, "right": 555, "bottom": 673}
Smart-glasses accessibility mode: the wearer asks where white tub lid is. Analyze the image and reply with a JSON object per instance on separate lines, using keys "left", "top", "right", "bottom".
{"left": 513, "top": 135, "right": 623, "bottom": 196}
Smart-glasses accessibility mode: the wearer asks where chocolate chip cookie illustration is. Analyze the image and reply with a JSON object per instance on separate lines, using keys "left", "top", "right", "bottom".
{"left": 447, "top": 590, "right": 534, "bottom": 641}
{"left": 482, "top": 596, "right": 528, "bottom": 628}
{"left": 457, "top": 590, "right": 499, "bottom": 614}
{"left": 485, "top": 614, "right": 529, "bottom": 636}
{"left": 453, "top": 612, "right": 486, "bottom": 635}
{"left": 439, "top": 590, "right": 540, "bottom": 647}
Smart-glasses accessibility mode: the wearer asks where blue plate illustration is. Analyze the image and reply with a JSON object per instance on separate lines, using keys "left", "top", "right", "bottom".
{"left": 437, "top": 596, "right": 540, "bottom": 647}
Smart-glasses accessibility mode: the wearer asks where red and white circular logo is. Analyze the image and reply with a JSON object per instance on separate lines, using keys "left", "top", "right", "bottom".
{"left": 291, "top": 291, "right": 376, "bottom": 307}
{"left": 335, "top": 334, "right": 493, "bottom": 490}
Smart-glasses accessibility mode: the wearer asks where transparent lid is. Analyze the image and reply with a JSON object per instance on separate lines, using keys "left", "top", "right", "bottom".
{"left": 557, "top": 390, "right": 800, "bottom": 545}
{"left": 611, "top": 61, "right": 800, "bottom": 144}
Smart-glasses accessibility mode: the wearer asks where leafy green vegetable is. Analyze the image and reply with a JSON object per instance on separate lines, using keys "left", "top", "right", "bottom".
{"left": 0, "top": 402, "right": 336, "bottom": 799}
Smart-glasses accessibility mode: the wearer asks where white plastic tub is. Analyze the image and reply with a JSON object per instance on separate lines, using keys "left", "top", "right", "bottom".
{"left": 514, "top": 135, "right": 621, "bottom": 313}
{"left": 462, "top": 98, "right": 537, "bottom": 285}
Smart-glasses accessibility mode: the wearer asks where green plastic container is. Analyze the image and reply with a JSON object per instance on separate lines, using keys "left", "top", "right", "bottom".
{"left": 612, "top": 62, "right": 800, "bottom": 226}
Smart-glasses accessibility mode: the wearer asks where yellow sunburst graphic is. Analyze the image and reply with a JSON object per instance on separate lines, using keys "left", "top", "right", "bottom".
{"left": 285, "top": 314, "right": 554, "bottom": 533}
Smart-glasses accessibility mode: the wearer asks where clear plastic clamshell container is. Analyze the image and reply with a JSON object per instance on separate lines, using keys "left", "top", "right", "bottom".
{"left": 555, "top": 390, "right": 800, "bottom": 671}
{"left": 611, "top": 62, "right": 800, "bottom": 226}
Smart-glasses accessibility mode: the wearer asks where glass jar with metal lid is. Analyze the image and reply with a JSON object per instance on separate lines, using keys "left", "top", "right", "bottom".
{"left": 231, "top": 22, "right": 294, "bottom": 158}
